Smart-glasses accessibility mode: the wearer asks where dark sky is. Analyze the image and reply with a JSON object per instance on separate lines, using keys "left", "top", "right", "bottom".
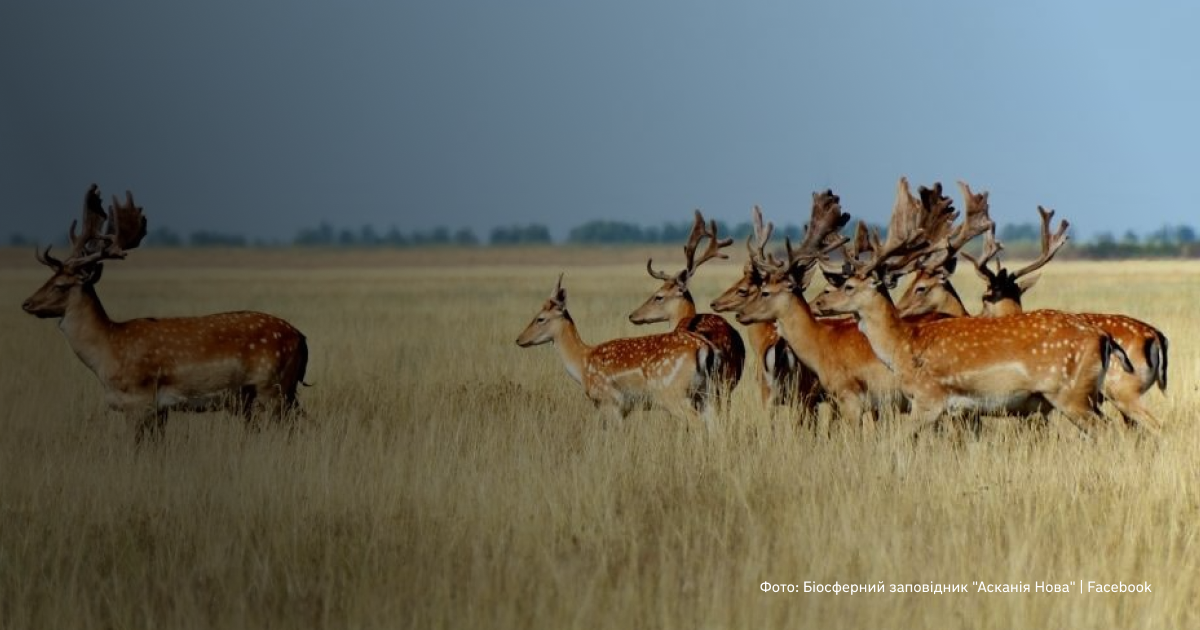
{"left": 3, "top": 1, "right": 1199, "bottom": 242}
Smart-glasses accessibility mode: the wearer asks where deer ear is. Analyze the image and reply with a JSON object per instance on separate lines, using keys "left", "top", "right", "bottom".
{"left": 675, "top": 270, "right": 690, "bottom": 288}
{"left": 77, "top": 263, "right": 104, "bottom": 285}
{"left": 821, "top": 269, "right": 848, "bottom": 288}
{"left": 877, "top": 271, "right": 904, "bottom": 290}
{"left": 1016, "top": 272, "right": 1041, "bottom": 293}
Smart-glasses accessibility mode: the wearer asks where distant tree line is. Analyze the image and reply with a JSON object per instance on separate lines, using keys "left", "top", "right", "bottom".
{"left": 8, "top": 220, "right": 1200, "bottom": 258}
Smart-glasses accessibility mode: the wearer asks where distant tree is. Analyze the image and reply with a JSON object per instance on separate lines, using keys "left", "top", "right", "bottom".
{"left": 1177, "top": 225, "right": 1196, "bottom": 244}
{"left": 189, "top": 231, "right": 247, "bottom": 247}
{"left": 453, "top": 227, "right": 479, "bottom": 246}
{"left": 295, "top": 221, "right": 336, "bottom": 246}
{"left": 146, "top": 226, "right": 183, "bottom": 247}
{"left": 360, "top": 225, "right": 380, "bottom": 247}
{"left": 999, "top": 222, "right": 1038, "bottom": 242}
{"left": 9, "top": 232, "right": 29, "bottom": 246}
{"left": 490, "top": 224, "right": 551, "bottom": 245}
{"left": 567, "top": 220, "right": 646, "bottom": 244}
{"left": 338, "top": 229, "right": 357, "bottom": 246}
{"left": 383, "top": 225, "right": 408, "bottom": 247}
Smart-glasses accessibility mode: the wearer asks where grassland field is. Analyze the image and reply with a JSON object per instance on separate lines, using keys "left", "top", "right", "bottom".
{"left": 1, "top": 246, "right": 1198, "bottom": 629}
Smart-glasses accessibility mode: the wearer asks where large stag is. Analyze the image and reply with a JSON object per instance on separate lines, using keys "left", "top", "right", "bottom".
{"left": 733, "top": 191, "right": 910, "bottom": 427}
{"left": 811, "top": 178, "right": 1129, "bottom": 437}
{"left": 22, "top": 185, "right": 309, "bottom": 442}
{"left": 966, "top": 204, "right": 1166, "bottom": 429}
{"left": 517, "top": 275, "right": 721, "bottom": 428}
{"left": 710, "top": 206, "right": 821, "bottom": 408}
{"left": 895, "top": 186, "right": 1167, "bottom": 430}
{"left": 628, "top": 210, "right": 746, "bottom": 400}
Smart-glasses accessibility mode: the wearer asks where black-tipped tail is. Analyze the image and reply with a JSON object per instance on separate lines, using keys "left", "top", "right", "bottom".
{"left": 1147, "top": 331, "right": 1168, "bottom": 392}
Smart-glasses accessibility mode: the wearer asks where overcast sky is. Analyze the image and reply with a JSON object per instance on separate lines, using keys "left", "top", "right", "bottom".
{"left": 2, "top": 1, "right": 1198, "bottom": 242}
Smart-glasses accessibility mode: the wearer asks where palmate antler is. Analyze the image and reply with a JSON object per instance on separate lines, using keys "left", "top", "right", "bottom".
{"left": 964, "top": 205, "right": 1068, "bottom": 285}
{"left": 844, "top": 178, "right": 937, "bottom": 280}
{"left": 751, "top": 190, "right": 850, "bottom": 278}
{"left": 35, "top": 185, "right": 148, "bottom": 272}
{"left": 646, "top": 210, "right": 733, "bottom": 283}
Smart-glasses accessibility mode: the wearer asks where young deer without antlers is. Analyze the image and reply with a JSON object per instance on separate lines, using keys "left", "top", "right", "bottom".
{"left": 710, "top": 206, "right": 821, "bottom": 408}
{"left": 22, "top": 185, "right": 309, "bottom": 442}
{"left": 958, "top": 204, "right": 1166, "bottom": 430}
{"left": 734, "top": 192, "right": 910, "bottom": 427}
{"left": 517, "top": 275, "right": 721, "bottom": 427}
{"left": 628, "top": 210, "right": 745, "bottom": 399}
{"left": 812, "top": 178, "right": 1127, "bottom": 438}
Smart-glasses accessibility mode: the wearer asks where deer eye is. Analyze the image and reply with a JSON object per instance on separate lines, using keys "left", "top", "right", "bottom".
{"left": 736, "top": 288, "right": 748, "bottom": 297}
{"left": 915, "top": 286, "right": 927, "bottom": 294}
{"left": 654, "top": 295, "right": 664, "bottom": 302}
{"left": 536, "top": 316, "right": 547, "bottom": 323}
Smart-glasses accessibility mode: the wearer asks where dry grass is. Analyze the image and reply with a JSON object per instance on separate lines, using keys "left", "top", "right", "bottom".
{"left": 1, "top": 249, "right": 1197, "bottom": 629}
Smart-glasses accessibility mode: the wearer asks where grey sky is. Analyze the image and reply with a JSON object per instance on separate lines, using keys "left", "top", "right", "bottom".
{"left": 3, "top": 1, "right": 1198, "bottom": 243}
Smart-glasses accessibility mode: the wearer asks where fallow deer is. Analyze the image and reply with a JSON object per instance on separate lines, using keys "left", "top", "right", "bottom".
{"left": 517, "top": 275, "right": 721, "bottom": 427}
{"left": 893, "top": 181, "right": 994, "bottom": 319}
{"left": 811, "top": 178, "right": 1126, "bottom": 438}
{"left": 959, "top": 205, "right": 1168, "bottom": 430}
{"left": 628, "top": 210, "right": 745, "bottom": 400}
{"left": 21, "top": 185, "right": 309, "bottom": 442}
{"left": 710, "top": 206, "right": 821, "bottom": 408}
{"left": 734, "top": 191, "right": 911, "bottom": 427}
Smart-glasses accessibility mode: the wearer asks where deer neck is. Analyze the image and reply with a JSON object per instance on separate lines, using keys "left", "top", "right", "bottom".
{"left": 670, "top": 293, "right": 698, "bottom": 330}
{"left": 851, "top": 290, "right": 910, "bottom": 373}
{"left": 772, "top": 294, "right": 823, "bottom": 360}
{"left": 746, "top": 322, "right": 777, "bottom": 356}
{"left": 941, "top": 282, "right": 970, "bottom": 317}
{"left": 58, "top": 284, "right": 116, "bottom": 376}
{"left": 552, "top": 314, "right": 592, "bottom": 385}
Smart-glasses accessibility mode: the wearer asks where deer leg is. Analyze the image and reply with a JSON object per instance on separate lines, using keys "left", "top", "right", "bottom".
{"left": 1044, "top": 394, "right": 1102, "bottom": 437}
{"left": 1105, "top": 390, "right": 1162, "bottom": 435}
{"left": 898, "top": 391, "right": 946, "bottom": 442}
{"left": 135, "top": 407, "right": 168, "bottom": 444}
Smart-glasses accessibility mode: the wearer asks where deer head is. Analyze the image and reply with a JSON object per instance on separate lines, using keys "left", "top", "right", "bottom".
{"left": 711, "top": 205, "right": 775, "bottom": 313}
{"left": 517, "top": 274, "right": 572, "bottom": 347}
{"left": 23, "top": 185, "right": 147, "bottom": 318}
{"left": 736, "top": 190, "right": 850, "bottom": 324}
{"left": 894, "top": 181, "right": 994, "bottom": 317}
{"left": 964, "top": 205, "right": 1069, "bottom": 315}
{"left": 813, "top": 178, "right": 945, "bottom": 317}
{"left": 629, "top": 210, "right": 732, "bottom": 324}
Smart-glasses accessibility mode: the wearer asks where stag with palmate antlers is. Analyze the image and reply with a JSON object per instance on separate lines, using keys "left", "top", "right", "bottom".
{"left": 731, "top": 191, "right": 940, "bottom": 428}
{"left": 517, "top": 274, "right": 722, "bottom": 429}
{"left": 627, "top": 210, "right": 746, "bottom": 404}
{"left": 22, "top": 185, "right": 309, "bottom": 443}
{"left": 709, "top": 206, "right": 822, "bottom": 409}
{"left": 810, "top": 177, "right": 1133, "bottom": 439}
{"left": 894, "top": 185, "right": 1168, "bottom": 431}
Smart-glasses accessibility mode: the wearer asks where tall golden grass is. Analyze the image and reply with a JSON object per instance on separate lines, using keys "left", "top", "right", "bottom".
{"left": 0, "top": 250, "right": 1196, "bottom": 629}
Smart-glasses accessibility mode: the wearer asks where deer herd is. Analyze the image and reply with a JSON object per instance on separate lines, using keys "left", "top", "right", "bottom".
{"left": 517, "top": 177, "right": 1170, "bottom": 440}
{"left": 21, "top": 181, "right": 1170, "bottom": 443}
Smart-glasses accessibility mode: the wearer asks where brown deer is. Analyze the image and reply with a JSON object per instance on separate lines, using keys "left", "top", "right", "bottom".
{"left": 710, "top": 206, "right": 821, "bottom": 408}
{"left": 893, "top": 181, "right": 994, "bottom": 318}
{"left": 811, "top": 177, "right": 1127, "bottom": 438}
{"left": 628, "top": 210, "right": 745, "bottom": 400}
{"left": 895, "top": 187, "right": 1167, "bottom": 430}
{"left": 21, "top": 185, "right": 309, "bottom": 442}
{"left": 734, "top": 191, "right": 912, "bottom": 427}
{"left": 517, "top": 274, "right": 721, "bottom": 427}
{"left": 960, "top": 206, "right": 1168, "bottom": 430}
